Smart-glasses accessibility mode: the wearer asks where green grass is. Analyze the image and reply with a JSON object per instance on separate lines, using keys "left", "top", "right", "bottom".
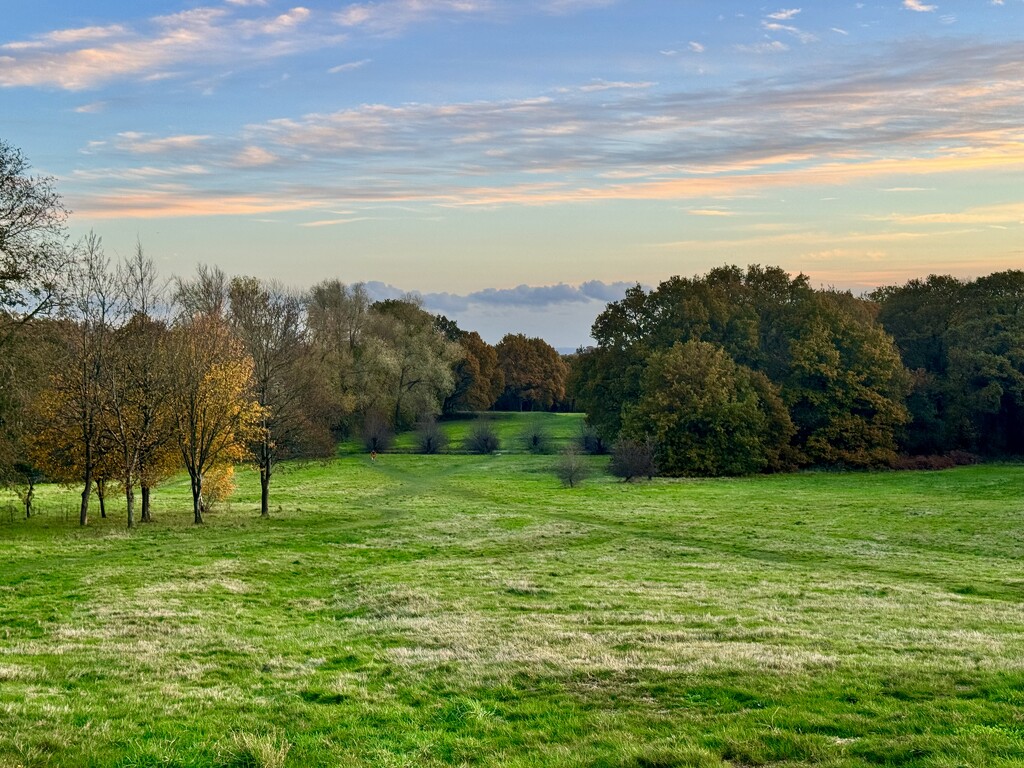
{"left": 2, "top": 439, "right": 1024, "bottom": 766}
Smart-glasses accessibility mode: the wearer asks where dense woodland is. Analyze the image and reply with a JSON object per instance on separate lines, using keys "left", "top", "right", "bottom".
{"left": 3, "top": 140, "right": 1024, "bottom": 524}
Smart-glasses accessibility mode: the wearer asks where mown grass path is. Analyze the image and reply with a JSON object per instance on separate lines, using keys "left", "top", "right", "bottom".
{"left": 2, "top": 456, "right": 1023, "bottom": 767}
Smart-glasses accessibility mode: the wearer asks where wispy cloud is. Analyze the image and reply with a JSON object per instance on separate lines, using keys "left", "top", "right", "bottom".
{"left": 767, "top": 9, "right": 801, "bottom": 20}
{"left": 328, "top": 58, "right": 371, "bottom": 73}
{"left": 904, "top": 0, "right": 937, "bottom": 12}
{"left": 334, "top": 0, "right": 493, "bottom": 35}
{"left": 0, "top": 6, "right": 327, "bottom": 90}
{"left": 735, "top": 41, "right": 789, "bottom": 54}
{"left": 116, "top": 132, "right": 212, "bottom": 155}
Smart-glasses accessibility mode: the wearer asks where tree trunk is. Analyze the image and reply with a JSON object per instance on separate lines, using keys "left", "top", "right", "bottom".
{"left": 80, "top": 465, "right": 92, "bottom": 526}
{"left": 260, "top": 465, "right": 270, "bottom": 518}
{"left": 141, "top": 485, "right": 152, "bottom": 523}
{"left": 260, "top": 439, "right": 271, "bottom": 517}
{"left": 191, "top": 472, "right": 204, "bottom": 524}
{"left": 125, "top": 482, "right": 135, "bottom": 529}
{"left": 97, "top": 478, "right": 107, "bottom": 518}
{"left": 24, "top": 480, "right": 34, "bottom": 519}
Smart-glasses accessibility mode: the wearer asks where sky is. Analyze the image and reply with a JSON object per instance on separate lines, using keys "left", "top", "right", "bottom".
{"left": 2, "top": 1, "right": 1022, "bottom": 349}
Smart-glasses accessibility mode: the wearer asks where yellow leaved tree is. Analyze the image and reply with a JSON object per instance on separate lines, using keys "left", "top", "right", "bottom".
{"left": 169, "top": 314, "right": 264, "bottom": 524}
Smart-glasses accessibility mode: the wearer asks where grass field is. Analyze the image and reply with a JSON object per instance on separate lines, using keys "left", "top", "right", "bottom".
{"left": 2, "top": 416, "right": 1024, "bottom": 767}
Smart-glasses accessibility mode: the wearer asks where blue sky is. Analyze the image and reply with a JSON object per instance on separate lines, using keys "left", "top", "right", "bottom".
{"left": 2, "top": 1, "right": 1022, "bottom": 347}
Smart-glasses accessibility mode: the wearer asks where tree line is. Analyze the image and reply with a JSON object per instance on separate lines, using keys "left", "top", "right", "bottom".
{"left": 1, "top": 141, "right": 575, "bottom": 524}
{"left": 572, "top": 264, "right": 1024, "bottom": 477}
{"left": 5, "top": 140, "right": 1023, "bottom": 509}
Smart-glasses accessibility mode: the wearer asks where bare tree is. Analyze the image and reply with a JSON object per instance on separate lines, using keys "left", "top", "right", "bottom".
{"left": 1, "top": 140, "right": 71, "bottom": 346}
{"left": 228, "top": 276, "right": 324, "bottom": 517}
{"left": 32, "top": 232, "right": 117, "bottom": 526}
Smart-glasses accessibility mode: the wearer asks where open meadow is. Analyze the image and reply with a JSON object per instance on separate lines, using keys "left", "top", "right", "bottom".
{"left": 2, "top": 416, "right": 1024, "bottom": 767}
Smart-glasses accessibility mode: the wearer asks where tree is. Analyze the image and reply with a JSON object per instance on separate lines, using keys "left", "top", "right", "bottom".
{"left": 1, "top": 140, "right": 71, "bottom": 343}
{"left": 94, "top": 244, "right": 177, "bottom": 528}
{"left": 621, "top": 341, "right": 794, "bottom": 476}
{"left": 305, "top": 280, "right": 369, "bottom": 436}
{"left": 0, "top": 319, "right": 59, "bottom": 517}
{"left": 577, "top": 265, "right": 909, "bottom": 469}
{"left": 495, "top": 333, "right": 568, "bottom": 411}
{"left": 30, "top": 233, "right": 116, "bottom": 526}
{"left": 362, "top": 299, "right": 459, "bottom": 429}
{"left": 102, "top": 314, "right": 176, "bottom": 528}
{"left": 554, "top": 446, "right": 589, "bottom": 488}
{"left": 609, "top": 436, "right": 657, "bottom": 481}
{"left": 229, "top": 276, "right": 329, "bottom": 517}
{"left": 169, "top": 314, "right": 264, "bottom": 524}
{"left": 783, "top": 292, "right": 909, "bottom": 467}
{"left": 441, "top": 327, "right": 504, "bottom": 414}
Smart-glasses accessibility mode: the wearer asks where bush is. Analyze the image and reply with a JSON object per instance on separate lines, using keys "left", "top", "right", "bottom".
{"left": 554, "top": 446, "right": 589, "bottom": 488}
{"left": 415, "top": 416, "right": 449, "bottom": 454}
{"left": 201, "top": 464, "right": 236, "bottom": 512}
{"left": 610, "top": 436, "right": 657, "bottom": 481}
{"left": 464, "top": 421, "right": 500, "bottom": 454}
{"left": 521, "top": 419, "right": 551, "bottom": 454}
{"left": 891, "top": 451, "right": 980, "bottom": 471}
{"left": 578, "top": 422, "right": 608, "bottom": 455}
{"left": 360, "top": 410, "right": 394, "bottom": 453}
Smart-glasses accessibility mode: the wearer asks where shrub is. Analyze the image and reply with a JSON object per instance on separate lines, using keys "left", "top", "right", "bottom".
{"left": 360, "top": 409, "right": 394, "bottom": 453}
{"left": 610, "top": 436, "right": 657, "bottom": 481}
{"left": 554, "top": 446, "right": 589, "bottom": 488}
{"left": 578, "top": 422, "right": 608, "bottom": 455}
{"left": 521, "top": 419, "right": 551, "bottom": 454}
{"left": 465, "top": 421, "right": 500, "bottom": 454}
{"left": 415, "top": 416, "right": 449, "bottom": 454}
{"left": 201, "top": 464, "right": 236, "bottom": 512}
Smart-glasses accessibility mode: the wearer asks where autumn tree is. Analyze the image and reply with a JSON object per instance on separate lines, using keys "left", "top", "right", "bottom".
{"left": 0, "top": 319, "right": 59, "bottom": 517}
{"left": 495, "top": 333, "right": 568, "bottom": 411}
{"left": 31, "top": 233, "right": 116, "bottom": 526}
{"left": 169, "top": 314, "right": 264, "bottom": 524}
{"left": 229, "top": 276, "right": 330, "bottom": 517}
{"left": 441, "top": 327, "right": 504, "bottom": 414}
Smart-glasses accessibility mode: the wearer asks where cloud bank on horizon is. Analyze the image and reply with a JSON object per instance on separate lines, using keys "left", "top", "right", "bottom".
{"left": 1, "top": 0, "right": 1021, "bottom": 345}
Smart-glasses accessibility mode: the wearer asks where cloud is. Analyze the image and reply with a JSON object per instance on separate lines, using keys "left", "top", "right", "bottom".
{"left": 762, "top": 21, "right": 817, "bottom": 43}
{"left": 904, "top": 0, "right": 937, "bottom": 11}
{"left": 0, "top": 6, "right": 325, "bottom": 90}
{"left": 334, "top": 0, "right": 493, "bottom": 34}
{"left": 767, "top": 9, "right": 801, "bottom": 20}
{"left": 71, "top": 188, "right": 320, "bottom": 219}
{"left": 735, "top": 41, "right": 789, "bottom": 54}
{"left": 116, "top": 132, "right": 212, "bottom": 154}
{"left": 65, "top": 39, "right": 1024, "bottom": 217}
{"left": 872, "top": 202, "right": 1024, "bottom": 225}
{"left": 328, "top": 58, "right": 371, "bottom": 73}
{"left": 233, "top": 146, "right": 280, "bottom": 167}
{"left": 362, "top": 280, "right": 634, "bottom": 312}
{"left": 74, "top": 101, "right": 108, "bottom": 114}
{"left": 688, "top": 41, "right": 705, "bottom": 53}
